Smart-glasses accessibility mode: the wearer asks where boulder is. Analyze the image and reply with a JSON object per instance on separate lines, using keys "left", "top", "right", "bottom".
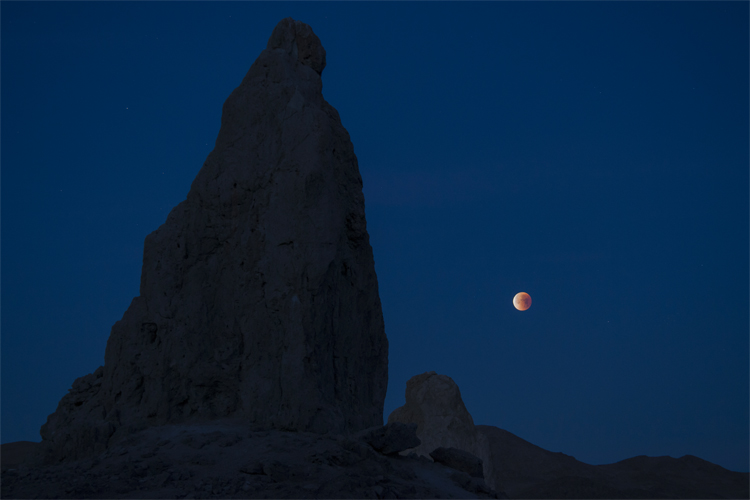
{"left": 358, "top": 422, "right": 421, "bottom": 456}
{"left": 430, "top": 446, "right": 484, "bottom": 478}
{"left": 38, "top": 17, "right": 388, "bottom": 463}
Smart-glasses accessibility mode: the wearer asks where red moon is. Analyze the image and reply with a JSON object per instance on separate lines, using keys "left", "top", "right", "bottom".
{"left": 513, "top": 292, "right": 532, "bottom": 311}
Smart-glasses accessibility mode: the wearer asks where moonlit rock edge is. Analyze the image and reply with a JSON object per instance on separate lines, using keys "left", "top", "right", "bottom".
{"left": 38, "top": 17, "right": 388, "bottom": 463}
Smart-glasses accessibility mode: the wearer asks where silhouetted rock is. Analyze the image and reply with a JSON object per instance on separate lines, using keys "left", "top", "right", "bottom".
{"left": 476, "top": 425, "right": 750, "bottom": 499}
{"left": 430, "top": 447, "right": 485, "bottom": 478}
{"left": 597, "top": 454, "right": 750, "bottom": 499}
{"left": 38, "top": 16, "right": 388, "bottom": 465}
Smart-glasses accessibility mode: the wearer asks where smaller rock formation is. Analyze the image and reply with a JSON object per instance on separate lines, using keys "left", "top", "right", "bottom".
{"left": 387, "top": 371, "right": 480, "bottom": 458}
{"left": 430, "top": 447, "right": 485, "bottom": 478}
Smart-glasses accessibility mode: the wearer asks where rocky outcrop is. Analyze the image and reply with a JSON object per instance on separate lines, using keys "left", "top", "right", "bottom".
{"left": 38, "top": 17, "right": 388, "bottom": 464}
{"left": 387, "top": 371, "right": 482, "bottom": 458}
{"left": 387, "top": 371, "right": 497, "bottom": 488}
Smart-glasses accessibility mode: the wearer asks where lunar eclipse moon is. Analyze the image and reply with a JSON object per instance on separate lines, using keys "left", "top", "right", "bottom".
{"left": 513, "top": 292, "right": 532, "bottom": 311}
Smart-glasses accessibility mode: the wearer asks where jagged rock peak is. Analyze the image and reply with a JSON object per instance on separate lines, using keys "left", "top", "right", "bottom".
{"left": 38, "top": 17, "right": 388, "bottom": 463}
{"left": 267, "top": 17, "right": 326, "bottom": 75}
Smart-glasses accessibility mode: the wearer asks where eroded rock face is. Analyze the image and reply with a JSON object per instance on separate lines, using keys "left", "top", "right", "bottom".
{"left": 387, "top": 371, "right": 480, "bottom": 459}
{"left": 39, "top": 17, "right": 388, "bottom": 463}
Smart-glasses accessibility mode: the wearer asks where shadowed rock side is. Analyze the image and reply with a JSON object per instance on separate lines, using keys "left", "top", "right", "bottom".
{"left": 37, "top": 17, "right": 388, "bottom": 464}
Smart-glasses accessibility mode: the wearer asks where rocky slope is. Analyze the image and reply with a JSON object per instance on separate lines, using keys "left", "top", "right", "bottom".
{"left": 1, "top": 422, "right": 500, "bottom": 499}
{"left": 477, "top": 425, "right": 748, "bottom": 499}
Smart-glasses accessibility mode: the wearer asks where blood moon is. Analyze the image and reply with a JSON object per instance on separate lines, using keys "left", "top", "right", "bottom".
{"left": 513, "top": 292, "right": 532, "bottom": 311}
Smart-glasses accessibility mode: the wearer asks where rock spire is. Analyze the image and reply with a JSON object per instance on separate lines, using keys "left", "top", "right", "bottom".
{"left": 39, "top": 17, "right": 388, "bottom": 463}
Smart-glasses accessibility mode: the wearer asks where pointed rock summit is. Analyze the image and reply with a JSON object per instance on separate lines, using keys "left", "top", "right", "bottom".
{"left": 39, "top": 18, "right": 388, "bottom": 462}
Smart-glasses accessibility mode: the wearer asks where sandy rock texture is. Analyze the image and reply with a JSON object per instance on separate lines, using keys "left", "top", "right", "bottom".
{"left": 2, "top": 422, "right": 501, "bottom": 499}
{"left": 38, "top": 17, "right": 388, "bottom": 465}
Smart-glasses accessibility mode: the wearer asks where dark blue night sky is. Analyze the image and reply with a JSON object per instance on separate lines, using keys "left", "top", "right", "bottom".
{"left": 2, "top": 2, "right": 748, "bottom": 473}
